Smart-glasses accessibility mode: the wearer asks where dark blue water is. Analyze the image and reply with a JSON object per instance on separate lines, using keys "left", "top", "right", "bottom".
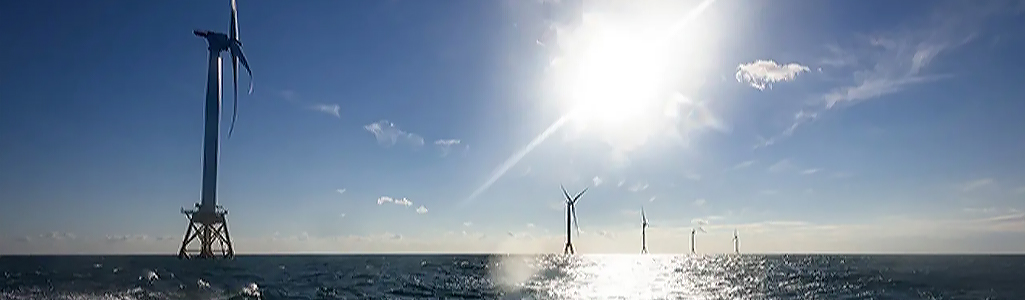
{"left": 1, "top": 254, "right": 1023, "bottom": 299}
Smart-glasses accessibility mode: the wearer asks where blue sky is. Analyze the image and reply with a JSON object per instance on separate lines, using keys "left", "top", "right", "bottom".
{"left": 2, "top": 0, "right": 1024, "bottom": 254}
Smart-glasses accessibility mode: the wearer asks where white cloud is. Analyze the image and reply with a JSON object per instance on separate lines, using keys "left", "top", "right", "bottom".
{"left": 364, "top": 120, "right": 425, "bottom": 148}
{"left": 960, "top": 178, "right": 995, "bottom": 192}
{"left": 693, "top": 198, "right": 706, "bottom": 206}
{"left": 309, "top": 104, "right": 340, "bottom": 118}
{"left": 463, "top": 221, "right": 472, "bottom": 227}
{"left": 395, "top": 198, "right": 414, "bottom": 207}
{"left": 592, "top": 176, "right": 603, "bottom": 186}
{"left": 377, "top": 196, "right": 413, "bottom": 207}
{"left": 649, "top": 196, "right": 657, "bottom": 202}
{"left": 527, "top": 223, "right": 536, "bottom": 228}
{"left": 339, "top": 213, "right": 346, "bottom": 218}
{"left": 434, "top": 139, "right": 466, "bottom": 156}
{"left": 735, "top": 59, "right": 810, "bottom": 90}
{"left": 416, "top": 205, "right": 428, "bottom": 214}
{"left": 336, "top": 188, "right": 346, "bottom": 195}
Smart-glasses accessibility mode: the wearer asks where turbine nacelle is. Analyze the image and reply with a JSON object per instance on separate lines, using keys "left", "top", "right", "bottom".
{"left": 560, "top": 185, "right": 585, "bottom": 236}
{"left": 196, "top": 0, "right": 253, "bottom": 139}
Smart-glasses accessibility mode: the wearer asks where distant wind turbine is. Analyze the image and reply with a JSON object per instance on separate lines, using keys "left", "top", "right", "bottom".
{"left": 734, "top": 229, "right": 740, "bottom": 255}
{"left": 691, "top": 226, "right": 705, "bottom": 254}
{"left": 561, "top": 185, "right": 586, "bottom": 255}
{"left": 640, "top": 207, "right": 649, "bottom": 254}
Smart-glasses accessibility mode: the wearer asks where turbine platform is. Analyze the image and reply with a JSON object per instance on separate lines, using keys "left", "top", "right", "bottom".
{"left": 177, "top": 204, "right": 234, "bottom": 259}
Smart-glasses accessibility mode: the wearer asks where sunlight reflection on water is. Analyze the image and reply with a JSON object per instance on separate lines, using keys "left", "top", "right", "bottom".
{"left": 501, "top": 254, "right": 767, "bottom": 300}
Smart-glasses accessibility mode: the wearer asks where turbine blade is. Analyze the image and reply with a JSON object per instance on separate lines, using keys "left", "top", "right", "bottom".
{"left": 229, "top": 53, "right": 239, "bottom": 138}
{"left": 227, "top": 43, "right": 253, "bottom": 138}
{"left": 229, "top": 0, "right": 239, "bottom": 41}
{"left": 571, "top": 206, "right": 580, "bottom": 235}
{"left": 571, "top": 187, "right": 587, "bottom": 204}
{"left": 561, "top": 185, "right": 571, "bottom": 201}
{"left": 698, "top": 226, "right": 707, "bottom": 233}
{"left": 641, "top": 207, "right": 646, "bottom": 223}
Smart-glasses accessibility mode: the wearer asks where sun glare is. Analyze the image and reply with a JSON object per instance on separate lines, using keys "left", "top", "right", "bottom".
{"left": 568, "top": 26, "right": 669, "bottom": 127}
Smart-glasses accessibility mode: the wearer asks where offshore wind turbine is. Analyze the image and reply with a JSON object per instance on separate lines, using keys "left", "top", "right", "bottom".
{"left": 734, "top": 229, "right": 740, "bottom": 255}
{"left": 177, "top": 0, "right": 254, "bottom": 260}
{"left": 561, "top": 185, "right": 586, "bottom": 255}
{"left": 690, "top": 228, "right": 695, "bottom": 254}
{"left": 690, "top": 226, "right": 705, "bottom": 254}
{"left": 640, "top": 207, "right": 649, "bottom": 254}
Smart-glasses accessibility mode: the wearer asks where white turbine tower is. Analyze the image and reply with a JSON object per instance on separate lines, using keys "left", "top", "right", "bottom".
{"left": 561, "top": 185, "right": 586, "bottom": 255}
{"left": 178, "top": 0, "right": 254, "bottom": 260}
{"left": 691, "top": 226, "right": 705, "bottom": 254}
{"left": 734, "top": 229, "right": 740, "bottom": 255}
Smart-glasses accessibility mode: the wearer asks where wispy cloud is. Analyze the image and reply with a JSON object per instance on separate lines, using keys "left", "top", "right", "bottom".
{"left": 104, "top": 234, "right": 150, "bottom": 243}
{"left": 731, "top": 160, "right": 755, "bottom": 170}
{"left": 735, "top": 60, "right": 810, "bottom": 90}
{"left": 434, "top": 139, "right": 467, "bottom": 156}
{"left": 960, "top": 178, "right": 995, "bottom": 192}
{"left": 756, "top": 1, "right": 1020, "bottom": 148}
{"left": 336, "top": 189, "right": 346, "bottom": 195}
{"left": 801, "top": 168, "right": 821, "bottom": 175}
{"left": 693, "top": 198, "right": 706, "bottom": 206}
{"left": 364, "top": 120, "right": 425, "bottom": 148}
{"left": 416, "top": 205, "right": 428, "bottom": 214}
{"left": 628, "top": 182, "right": 650, "bottom": 192}
{"left": 768, "top": 159, "right": 796, "bottom": 173}
{"left": 277, "top": 90, "right": 341, "bottom": 118}
{"left": 309, "top": 104, "right": 340, "bottom": 118}
{"left": 592, "top": 176, "right": 603, "bottom": 186}
{"left": 463, "top": 221, "right": 472, "bottom": 227}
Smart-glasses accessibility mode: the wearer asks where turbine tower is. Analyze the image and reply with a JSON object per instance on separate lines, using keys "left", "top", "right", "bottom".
{"left": 640, "top": 207, "right": 648, "bottom": 254}
{"left": 691, "top": 226, "right": 705, "bottom": 254}
{"left": 733, "top": 229, "right": 740, "bottom": 255}
{"left": 177, "top": 0, "right": 254, "bottom": 260}
{"left": 690, "top": 228, "right": 695, "bottom": 254}
{"left": 561, "top": 185, "right": 586, "bottom": 255}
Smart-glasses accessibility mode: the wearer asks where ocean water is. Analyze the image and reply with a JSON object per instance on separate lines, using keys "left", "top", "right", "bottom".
{"left": 1, "top": 254, "right": 1023, "bottom": 300}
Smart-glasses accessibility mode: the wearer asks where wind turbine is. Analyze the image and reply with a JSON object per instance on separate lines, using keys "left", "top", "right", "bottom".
{"left": 691, "top": 226, "right": 705, "bottom": 254}
{"left": 178, "top": 0, "right": 254, "bottom": 260}
{"left": 561, "top": 185, "right": 586, "bottom": 255}
{"left": 734, "top": 229, "right": 740, "bottom": 255}
{"left": 640, "top": 207, "right": 649, "bottom": 254}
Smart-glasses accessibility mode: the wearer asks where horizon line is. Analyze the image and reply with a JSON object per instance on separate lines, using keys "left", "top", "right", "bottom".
{"left": 4, "top": 252, "right": 1025, "bottom": 257}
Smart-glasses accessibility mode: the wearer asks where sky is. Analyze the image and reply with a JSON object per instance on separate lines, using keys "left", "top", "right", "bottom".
{"left": 1, "top": 0, "right": 1024, "bottom": 255}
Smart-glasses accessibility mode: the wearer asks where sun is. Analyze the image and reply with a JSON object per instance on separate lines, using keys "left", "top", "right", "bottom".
{"left": 563, "top": 20, "right": 672, "bottom": 129}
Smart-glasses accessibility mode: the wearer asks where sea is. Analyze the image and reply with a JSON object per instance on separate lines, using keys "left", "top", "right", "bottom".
{"left": 1, "top": 254, "right": 1023, "bottom": 300}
